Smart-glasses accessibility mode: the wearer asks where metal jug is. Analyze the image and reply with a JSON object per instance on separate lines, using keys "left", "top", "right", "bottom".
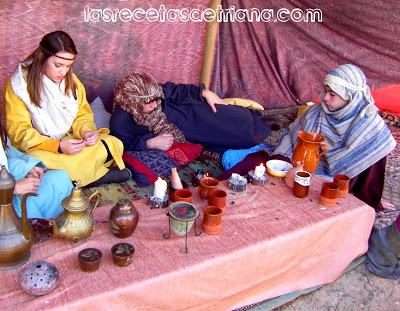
{"left": 52, "top": 181, "right": 99, "bottom": 242}
{"left": 0, "top": 165, "right": 35, "bottom": 270}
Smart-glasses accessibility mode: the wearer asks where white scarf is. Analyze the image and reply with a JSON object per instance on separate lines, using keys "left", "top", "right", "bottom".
{"left": 10, "top": 63, "right": 79, "bottom": 139}
{"left": 0, "top": 143, "right": 8, "bottom": 169}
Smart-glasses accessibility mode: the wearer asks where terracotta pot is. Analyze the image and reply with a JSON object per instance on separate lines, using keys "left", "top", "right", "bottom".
{"left": 202, "top": 206, "right": 223, "bottom": 235}
{"left": 333, "top": 174, "right": 350, "bottom": 198}
{"left": 109, "top": 199, "right": 139, "bottom": 238}
{"left": 198, "top": 177, "right": 219, "bottom": 199}
{"left": 284, "top": 161, "right": 304, "bottom": 189}
{"left": 293, "top": 171, "right": 311, "bottom": 198}
{"left": 292, "top": 131, "right": 329, "bottom": 173}
{"left": 111, "top": 243, "right": 135, "bottom": 267}
{"left": 173, "top": 189, "right": 193, "bottom": 203}
{"left": 207, "top": 188, "right": 227, "bottom": 212}
{"left": 78, "top": 248, "right": 102, "bottom": 272}
{"left": 319, "top": 182, "right": 339, "bottom": 206}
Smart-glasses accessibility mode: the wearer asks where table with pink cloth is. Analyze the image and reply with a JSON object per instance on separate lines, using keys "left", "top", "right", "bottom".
{"left": 0, "top": 176, "right": 375, "bottom": 311}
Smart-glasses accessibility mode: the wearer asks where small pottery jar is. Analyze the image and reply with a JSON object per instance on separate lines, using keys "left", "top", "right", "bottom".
{"left": 78, "top": 248, "right": 102, "bottom": 272}
{"left": 20, "top": 260, "right": 59, "bottom": 296}
{"left": 333, "top": 174, "right": 350, "bottom": 198}
{"left": 207, "top": 188, "right": 227, "bottom": 212}
{"left": 111, "top": 243, "right": 135, "bottom": 267}
{"left": 284, "top": 161, "right": 304, "bottom": 189}
{"left": 109, "top": 199, "right": 139, "bottom": 238}
{"left": 293, "top": 171, "right": 311, "bottom": 198}
{"left": 168, "top": 202, "right": 199, "bottom": 236}
{"left": 173, "top": 189, "right": 193, "bottom": 203}
{"left": 198, "top": 177, "right": 219, "bottom": 199}
{"left": 320, "top": 182, "right": 339, "bottom": 206}
{"left": 202, "top": 206, "right": 223, "bottom": 235}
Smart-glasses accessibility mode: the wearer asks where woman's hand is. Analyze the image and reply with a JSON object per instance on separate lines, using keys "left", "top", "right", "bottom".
{"left": 59, "top": 139, "right": 86, "bottom": 154}
{"left": 202, "top": 89, "right": 227, "bottom": 113}
{"left": 83, "top": 131, "right": 99, "bottom": 146}
{"left": 27, "top": 166, "right": 44, "bottom": 180}
{"left": 146, "top": 134, "right": 174, "bottom": 151}
{"left": 14, "top": 177, "right": 40, "bottom": 195}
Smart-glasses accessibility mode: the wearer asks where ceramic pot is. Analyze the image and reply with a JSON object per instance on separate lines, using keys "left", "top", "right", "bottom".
{"left": 173, "top": 189, "right": 193, "bottom": 203}
{"left": 78, "top": 248, "right": 102, "bottom": 272}
{"left": 292, "top": 131, "right": 329, "bottom": 173}
{"left": 333, "top": 174, "right": 350, "bottom": 198}
{"left": 284, "top": 161, "right": 304, "bottom": 189}
{"left": 320, "top": 182, "right": 339, "bottom": 206}
{"left": 109, "top": 199, "right": 139, "bottom": 238}
{"left": 207, "top": 188, "right": 227, "bottom": 212}
{"left": 111, "top": 243, "right": 135, "bottom": 267}
{"left": 293, "top": 171, "right": 311, "bottom": 198}
{"left": 20, "top": 260, "right": 59, "bottom": 296}
{"left": 198, "top": 177, "right": 219, "bottom": 199}
{"left": 168, "top": 202, "right": 199, "bottom": 236}
{"left": 202, "top": 206, "right": 223, "bottom": 235}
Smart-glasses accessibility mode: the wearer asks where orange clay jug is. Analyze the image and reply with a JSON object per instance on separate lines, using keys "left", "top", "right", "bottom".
{"left": 292, "top": 131, "right": 329, "bottom": 174}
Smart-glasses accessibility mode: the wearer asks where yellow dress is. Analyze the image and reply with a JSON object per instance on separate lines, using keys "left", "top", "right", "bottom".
{"left": 4, "top": 76, "right": 125, "bottom": 186}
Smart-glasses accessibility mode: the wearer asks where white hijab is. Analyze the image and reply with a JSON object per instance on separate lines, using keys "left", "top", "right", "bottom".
{"left": 10, "top": 62, "right": 78, "bottom": 139}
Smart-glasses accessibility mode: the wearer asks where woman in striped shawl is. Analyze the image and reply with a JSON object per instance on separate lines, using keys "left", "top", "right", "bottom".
{"left": 219, "top": 64, "right": 396, "bottom": 210}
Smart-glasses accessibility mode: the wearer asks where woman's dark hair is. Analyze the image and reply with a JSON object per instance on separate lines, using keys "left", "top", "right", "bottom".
{"left": 22, "top": 31, "right": 78, "bottom": 107}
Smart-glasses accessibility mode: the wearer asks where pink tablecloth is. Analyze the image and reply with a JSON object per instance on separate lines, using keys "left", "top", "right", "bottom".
{"left": 0, "top": 176, "right": 375, "bottom": 310}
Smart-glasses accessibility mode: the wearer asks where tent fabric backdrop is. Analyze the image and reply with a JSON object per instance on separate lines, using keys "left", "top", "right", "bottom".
{"left": 0, "top": 0, "right": 399, "bottom": 111}
{"left": 211, "top": 0, "right": 400, "bottom": 108}
{"left": 0, "top": 0, "right": 208, "bottom": 110}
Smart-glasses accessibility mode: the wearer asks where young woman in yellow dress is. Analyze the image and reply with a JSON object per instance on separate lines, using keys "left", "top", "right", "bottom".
{"left": 4, "top": 31, "right": 130, "bottom": 187}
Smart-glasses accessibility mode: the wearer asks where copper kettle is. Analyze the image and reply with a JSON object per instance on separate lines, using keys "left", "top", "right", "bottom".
{"left": 52, "top": 181, "right": 99, "bottom": 242}
{"left": 0, "top": 165, "right": 35, "bottom": 270}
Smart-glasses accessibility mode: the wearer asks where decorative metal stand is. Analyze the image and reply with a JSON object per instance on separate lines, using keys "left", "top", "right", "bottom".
{"left": 163, "top": 212, "right": 201, "bottom": 254}
{"left": 147, "top": 194, "right": 169, "bottom": 209}
{"left": 248, "top": 170, "right": 268, "bottom": 186}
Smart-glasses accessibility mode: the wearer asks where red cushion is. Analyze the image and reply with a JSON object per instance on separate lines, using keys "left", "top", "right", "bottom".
{"left": 166, "top": 142, "right": 203, "bottom": 165}
{"left": 372, "top": 84, "right": 400, "bottom": 113}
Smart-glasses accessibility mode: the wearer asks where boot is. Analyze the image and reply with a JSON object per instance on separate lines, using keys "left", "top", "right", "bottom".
{"left": 366, "top": 222, "right": 400, "bottom": 279}
{"left": 85, "top": 167, "right": 131, "bottom": 188}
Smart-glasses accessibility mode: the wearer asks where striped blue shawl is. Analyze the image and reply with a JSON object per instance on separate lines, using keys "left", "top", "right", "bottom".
{"left": 273, "top": 64, "right": 396, "bottom": 178}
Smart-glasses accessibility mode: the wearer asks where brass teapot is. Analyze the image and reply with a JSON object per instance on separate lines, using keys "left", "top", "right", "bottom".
{"left": 52, "top": 181, "right": 99, "bottom": 242}
{"left": 0, "top": 165, "right": 35, "bottom": 270}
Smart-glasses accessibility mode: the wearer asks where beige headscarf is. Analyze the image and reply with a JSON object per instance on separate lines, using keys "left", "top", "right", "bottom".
{"left": 113, "top": 72, "right": 186, "bottom": 142}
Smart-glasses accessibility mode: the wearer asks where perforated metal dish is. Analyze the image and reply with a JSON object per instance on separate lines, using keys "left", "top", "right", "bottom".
{"left": 20, "top": 260, "right": 59, "bottom": 296}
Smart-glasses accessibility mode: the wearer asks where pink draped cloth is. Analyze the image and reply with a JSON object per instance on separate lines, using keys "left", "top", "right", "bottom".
{"left": 0, "top": 176, "right": 374, "bottom": 310}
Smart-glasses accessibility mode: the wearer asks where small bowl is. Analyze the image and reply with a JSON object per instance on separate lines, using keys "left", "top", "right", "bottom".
{"left": 266, "top": 160, "right": 293, "bottom": 177}
{"left": 78, "top": 248, "right": 102, "bottom": 272}
{"left": 111, "top": 243, "right": 135, "bottom": 267}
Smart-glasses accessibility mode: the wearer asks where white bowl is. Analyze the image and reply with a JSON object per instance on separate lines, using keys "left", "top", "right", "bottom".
{"left": 266, "top": 160, "right": 293, "bottom": 177}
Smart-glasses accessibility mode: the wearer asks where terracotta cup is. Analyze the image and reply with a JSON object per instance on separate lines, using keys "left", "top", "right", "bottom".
{"left": 202, "top": 206, "right": 223, "bottom": 235}
{"left": 319, "top": 182, "right": 339, "bottom": 206}
{"left": 173, "top": 189, "right": 193, "bottom": 203}
{"left": 333, "top": 174, "right": 350, "bottom": 198}
{"left": 207, "top": 188, "right": 227, "bottom": 212}
{"left": 198, "top": 177, "right": 219, "bottom": 199}
{"left": 78, "top": 248, "right": 102, "bottom": 272}
{"left": 293, "top": 171, "right": 311, "bottom": 198}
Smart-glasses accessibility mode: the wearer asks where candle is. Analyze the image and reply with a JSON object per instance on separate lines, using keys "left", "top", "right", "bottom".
{"left": 154, "top": 177, "right": 167, "bottom": 199}
{"left": 254, "top": 163, "right": 266, "bottom": 178}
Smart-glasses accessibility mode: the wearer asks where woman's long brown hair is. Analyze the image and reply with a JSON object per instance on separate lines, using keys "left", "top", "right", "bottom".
{"left": 22, "top": 31, "right": 78, "bottom": 107}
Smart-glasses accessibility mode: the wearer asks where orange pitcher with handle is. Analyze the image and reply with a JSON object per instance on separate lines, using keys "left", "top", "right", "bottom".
{"left": 292, "top": 131, "right": 329, "bottom": 173}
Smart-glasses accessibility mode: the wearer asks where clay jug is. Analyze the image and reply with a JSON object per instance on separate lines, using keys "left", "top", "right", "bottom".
{"left": 292, "top": 131, "right": 329, "bottom": 173}
{"left": 109, "top": 199, "right": 139, "bottom": 238}
{"left": 0, "top": 165, "right": 35, "bottom": 270}
{"left": 284, "top": 161, "right": 304, "bottom": 189}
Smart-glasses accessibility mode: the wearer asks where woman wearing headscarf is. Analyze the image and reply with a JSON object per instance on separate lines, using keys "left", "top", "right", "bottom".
{"left": 219, "top": 64, "right": 396, "bottom": 210}
{"left": 4, "top": 31, "right": 130, "bottom": 187}
{"left": 110, "top": 72, "right": 271, "bottom": 154}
